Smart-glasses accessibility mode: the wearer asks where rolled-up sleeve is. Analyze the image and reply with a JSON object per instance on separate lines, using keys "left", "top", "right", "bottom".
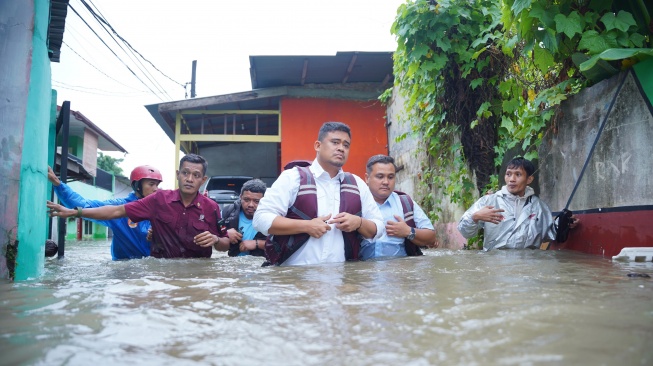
{"left": 355, "top": 176, "right": 384, "bottom": 240}
{"left": 253, "top": 169, "right": 300, "bottom": 236}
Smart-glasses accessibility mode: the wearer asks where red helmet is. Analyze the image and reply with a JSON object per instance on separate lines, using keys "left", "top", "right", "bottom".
{"left": 130, "top": 165, "right": 163, "bottom": 183}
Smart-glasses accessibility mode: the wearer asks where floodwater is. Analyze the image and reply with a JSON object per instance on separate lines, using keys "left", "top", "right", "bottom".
{"left": 1, "top": 241, "right": 652, "bottom": 366}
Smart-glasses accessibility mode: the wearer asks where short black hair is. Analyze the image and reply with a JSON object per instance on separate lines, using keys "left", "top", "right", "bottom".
{"left": 506, "top": 156, "right": 535, "bottom": 176}
{"left": 45, "top": 239, "right": 58, "bottom": 257}
{"left": 318, "top": 122, "right": 351, "bottom": 141}
{"left": 241, "top": 179, "right": 267, "bottom": 195}
{"left": 179, "top": 154, "right": 208, "bottom": 175}
{"left": 366, "top": 154, "right": 396, "bottom": 174}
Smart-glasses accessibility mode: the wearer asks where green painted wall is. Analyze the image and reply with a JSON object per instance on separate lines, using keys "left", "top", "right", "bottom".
{"left": 633, "top": 58, "right": 653, "bottom": 104}
{"left": 15, "top": 0, "right": 51, "bottom": 280}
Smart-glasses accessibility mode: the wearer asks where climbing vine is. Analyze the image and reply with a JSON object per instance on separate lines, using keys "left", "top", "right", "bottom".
{"left": 389, "top": 0, "right": 651, "bottom": 231}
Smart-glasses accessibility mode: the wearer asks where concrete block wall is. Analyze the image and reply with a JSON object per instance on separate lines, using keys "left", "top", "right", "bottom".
{"left": 538, "top": 71, "right": 653, "bottom": 211}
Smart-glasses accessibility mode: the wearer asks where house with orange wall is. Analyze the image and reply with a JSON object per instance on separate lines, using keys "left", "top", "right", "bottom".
{"left": 146, "top": 52, "right": 392, "bottom": 185}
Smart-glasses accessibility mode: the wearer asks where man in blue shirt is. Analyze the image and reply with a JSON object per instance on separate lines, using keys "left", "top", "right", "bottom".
{"left": 48, "top": 165, "right": 162, "bottom": 260}
{"left": 361, "top": 155, "right": 436, "bottom": 260}
{"left": 215, "top": 179, "right": 267, "bottom": 257}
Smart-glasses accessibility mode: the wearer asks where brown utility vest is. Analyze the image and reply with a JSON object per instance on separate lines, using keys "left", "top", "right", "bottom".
{"left": 395, "top": 191, "right": 424, "bottom": 256}
{"left": 264, "top": 166, "right": 363, "bottom": 265}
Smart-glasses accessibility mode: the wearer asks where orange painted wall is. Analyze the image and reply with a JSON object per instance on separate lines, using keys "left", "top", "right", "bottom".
{"left": 280, "top": 97, "right": 388, "bottom": 178}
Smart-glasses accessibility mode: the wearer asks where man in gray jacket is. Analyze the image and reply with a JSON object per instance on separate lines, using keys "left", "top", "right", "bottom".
{"left": 458, "top": 157, "right": 577, "bottom": 250}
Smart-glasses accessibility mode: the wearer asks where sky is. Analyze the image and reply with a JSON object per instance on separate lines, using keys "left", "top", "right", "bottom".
{"left": 52, "top": 0, "right": 406, "bottom": 189}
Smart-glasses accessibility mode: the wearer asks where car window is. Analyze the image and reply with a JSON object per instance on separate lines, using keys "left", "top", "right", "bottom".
{"left": 206, "top": 177, "right": 252, "bottom": 192}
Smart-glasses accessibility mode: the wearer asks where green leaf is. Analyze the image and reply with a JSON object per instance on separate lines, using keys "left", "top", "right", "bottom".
{"left": 529, "top": 2, "right": 554, "bottom": 28}
{"left": 579, "top": 48, "right": 653, "bottom": 71}
{"left": 579, "top": 30, "right": 613, "bottom": 54}
{"left": 437, "top": 36, "right": 452, "bottom": 52}
{"left": 540, "top": 28, "right": 559, "bottom": 54}
{"left": 524, "top": 150, "right": 538, "bottom": 161}
{"left": 470, "top": 78, "right": 484, "bottom": 90}
{"left": 601, "top": 11, "right": 636, "bottom": 33}
{"left": 629, "top": 33, "right": 646, "bottom": 48}
{"left": 476, "top": 101, "right": 491, "bottom": 117}
{"left": 554, "top": 12, "right": 583, "bottom": 39}
{"left": 411, "top": 44, "right": 431, "bottom": 60}
{"left": 511, "top": 0, "right": 532, "bottom": 16}
{"left": 471, "top": 33, "right": 492, "bottom": 48}
{"left": 502, "top": 98, "right": 520, "bottom": 114}
{"left": 533, "top": 46, "right": 555, "bottom": 73}
{"left": 500, "top": 116, "right": 514, "bottom": 130}
{"left": 472, "top": 46, "right": 488, "bottom": 60}
{"left": 498, "top": 80, "right": 513, "bottom": 95}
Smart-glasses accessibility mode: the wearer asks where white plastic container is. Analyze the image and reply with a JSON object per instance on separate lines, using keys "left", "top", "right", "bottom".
{"left": 612, "top": 247, "right": 653, "bottom": 262}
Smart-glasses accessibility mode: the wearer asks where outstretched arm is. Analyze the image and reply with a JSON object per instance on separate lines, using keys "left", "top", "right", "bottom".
{"left": 47, "top": 200, "right": 127, "bottom": 220}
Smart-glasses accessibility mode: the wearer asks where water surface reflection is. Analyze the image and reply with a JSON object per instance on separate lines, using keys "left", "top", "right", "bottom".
{"left": 1, "top": 240, "right": 652, "bottom": 365}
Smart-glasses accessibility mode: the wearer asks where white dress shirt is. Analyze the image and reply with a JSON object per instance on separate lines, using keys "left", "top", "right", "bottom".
{"left": 253, "top": 159, "right": 384, "bottom": 265}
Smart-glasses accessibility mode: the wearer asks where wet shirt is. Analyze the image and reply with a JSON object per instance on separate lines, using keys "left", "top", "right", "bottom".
{"left": 360, "top": 192, "right": 434, "bottom": 260}
{"left": 54, "top": 183, "right": 150, "bottom": 260}
{"left": 124, "top": 189, "right": 222, "bottom": 258}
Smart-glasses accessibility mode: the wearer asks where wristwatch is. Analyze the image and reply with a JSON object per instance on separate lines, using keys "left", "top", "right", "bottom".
{"left": 406, "top": 227, "right": 416, "bottom": 241}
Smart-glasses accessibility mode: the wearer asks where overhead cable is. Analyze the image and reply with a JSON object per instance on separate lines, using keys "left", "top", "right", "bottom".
{"left": 76, "top": 0, "right": 173, "bottom": 100}
{"left": 81, "top": 0, "right": 185, "bottom": 88}
{"left": 67, "top": 3, "right": 165, "bottom": 102}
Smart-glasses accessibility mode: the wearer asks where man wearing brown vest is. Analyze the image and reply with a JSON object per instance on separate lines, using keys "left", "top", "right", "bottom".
{"left": 253, "top": 122, "right": 384, "bottom": 266}
{"left": 362, "top": 155, "right": 436, "bottom": 260}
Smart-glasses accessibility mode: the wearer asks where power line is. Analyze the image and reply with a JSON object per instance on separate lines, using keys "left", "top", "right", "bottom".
{"left": 82, "top": 0, "right": 185, "bottom": 88}
{"left": 76, "top": 0, "right": 173, "bottom": 101}
{"left": 52, "top": 79, "right": 159, "bottom": 96}
{"left": 67, "top": 3, "right": 166, "bottom": 102}
{"left": 62, "top": 40, "right": 147, "bottom": 91}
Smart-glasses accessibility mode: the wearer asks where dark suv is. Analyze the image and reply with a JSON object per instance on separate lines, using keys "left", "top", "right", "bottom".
{"left": 203, "top": 176, "right": 253, "bottom": 210}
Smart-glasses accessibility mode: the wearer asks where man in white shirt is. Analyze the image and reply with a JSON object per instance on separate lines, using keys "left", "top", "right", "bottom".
{"left": 361, "top": 155, "right": 435, "bottom": 260}
{"left": 253, "top": 122, "right": 384, "bottom": 266}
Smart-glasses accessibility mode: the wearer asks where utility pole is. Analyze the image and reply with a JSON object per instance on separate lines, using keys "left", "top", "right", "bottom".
{"left": 190, "top": 60, "right": 197, "bottom": 98}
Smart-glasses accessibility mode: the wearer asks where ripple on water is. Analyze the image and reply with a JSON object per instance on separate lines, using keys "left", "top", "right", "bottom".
{"left": 1, "top": 241, "right": 652, "bottom": 365}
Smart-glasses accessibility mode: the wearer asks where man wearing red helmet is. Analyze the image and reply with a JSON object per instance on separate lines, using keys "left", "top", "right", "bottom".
{"left": 47, "top": 154, "right": 226, "bottom": 258}
{"left": 47, "top": 164, "right": 162, "bottom": 260}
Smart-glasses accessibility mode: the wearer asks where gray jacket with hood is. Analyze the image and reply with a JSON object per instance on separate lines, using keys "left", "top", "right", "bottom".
{"left": 457, "top": 186, "right": 557, "bottom": 250}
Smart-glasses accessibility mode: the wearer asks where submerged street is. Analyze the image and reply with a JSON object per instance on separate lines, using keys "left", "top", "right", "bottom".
{"left": 1, "top": 240, "right": 652, "bottom": 365}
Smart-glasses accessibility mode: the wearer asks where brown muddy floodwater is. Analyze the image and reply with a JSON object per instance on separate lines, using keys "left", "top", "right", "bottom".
{"left": 1, "top": 240, "right": 652, "bottom": 365}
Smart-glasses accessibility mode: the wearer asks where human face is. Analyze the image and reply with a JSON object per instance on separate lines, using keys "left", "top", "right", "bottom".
{"left": 176, "top": 162, "right": 207, "bottom": 196}
{"left": 315, "top": 130, "right": 351, "bottom": 173}
{"left": 366, "top": 163, "right": 396, "bottom": 204}
{"left": 504, "top": 166, "right": 533, "bottom": 197}
{"left": 240, "top": 190, "right": 263, "bottom": 219}
{"left": 140, "top": 178, "right": 160, "bottom": 197}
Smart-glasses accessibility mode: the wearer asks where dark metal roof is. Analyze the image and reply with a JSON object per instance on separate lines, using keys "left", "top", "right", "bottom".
{"left": 249, "top": 51, "right": 394, "bottom": 89}
{"left": 56, "top": 106, "right": 129, "bottom": 153}
{"left": 48, "top": 0, "right": 69, "bottom": 62}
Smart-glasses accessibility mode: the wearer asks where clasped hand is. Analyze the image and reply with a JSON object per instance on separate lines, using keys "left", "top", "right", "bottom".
{"left": 385, "top": 215, "right": 411, "bottom": 238}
